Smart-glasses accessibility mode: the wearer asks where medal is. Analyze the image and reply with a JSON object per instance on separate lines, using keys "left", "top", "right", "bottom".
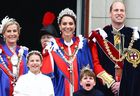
{"left": 11, "top": 54, "right": 18, "bottom": 66}
{"left": 126, "top": 48, "right": 140, "bottom": 68}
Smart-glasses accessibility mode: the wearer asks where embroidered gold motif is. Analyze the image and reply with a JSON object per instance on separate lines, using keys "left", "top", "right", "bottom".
{"left": 97, "top": 71, "right": 115, "bottom": 88}
{"left": 104, "top": 31, "right": 135, "bottom": 62}
{"left": 126, "top": 48, "right": 140, "bottom": 68}
{"left": 60, "top": 45, "right": 78, "bottom": 59}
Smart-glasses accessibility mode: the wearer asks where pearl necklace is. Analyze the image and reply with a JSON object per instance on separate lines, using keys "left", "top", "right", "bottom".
{"left": 104, "top": 32, "right": 135, "bottom": 62}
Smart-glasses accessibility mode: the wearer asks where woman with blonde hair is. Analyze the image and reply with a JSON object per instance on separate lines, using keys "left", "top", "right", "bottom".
{"left": 0, "top": 16, "right": 28, "bottom": 96}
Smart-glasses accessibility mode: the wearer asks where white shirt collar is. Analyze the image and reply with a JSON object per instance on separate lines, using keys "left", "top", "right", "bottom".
{"left": 64, "top": 39, "right": 73, "bottom": 47}
{"left": 28, "top": 71, "right": 42, "bottom": 77}
{"left": 113, "top": 25, "right": 124, "bottom": 31}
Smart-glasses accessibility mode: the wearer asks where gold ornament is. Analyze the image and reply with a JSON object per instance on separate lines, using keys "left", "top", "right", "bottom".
{"left": 126, "top": 48, "right": 140, "bottom": 68}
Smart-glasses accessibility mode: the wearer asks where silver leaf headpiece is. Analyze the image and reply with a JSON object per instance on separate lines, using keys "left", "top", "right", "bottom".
{"left": 80, "top": 64, "right": 93, "bottom": 74}
{"left": 26, "top": 50, "right": 43, "bottom": 62}
{"left": 57, "top": 8, "right": 76, "bottom": 24}
{"left": 0, "top": 16, "right": 15, "bottom": 34}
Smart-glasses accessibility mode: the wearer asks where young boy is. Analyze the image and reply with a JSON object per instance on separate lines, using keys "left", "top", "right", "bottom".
{"left": 73, "top": 65, "right": 104, "bottom": 96}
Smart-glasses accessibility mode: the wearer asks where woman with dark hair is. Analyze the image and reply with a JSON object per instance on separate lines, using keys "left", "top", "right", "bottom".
{"left": 44, "top": 8, "right": 95, "bottom": 96}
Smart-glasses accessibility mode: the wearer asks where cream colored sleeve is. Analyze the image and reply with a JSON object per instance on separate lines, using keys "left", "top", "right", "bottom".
{"left": 97, "top": 71, "right": 115, "bottom": 88}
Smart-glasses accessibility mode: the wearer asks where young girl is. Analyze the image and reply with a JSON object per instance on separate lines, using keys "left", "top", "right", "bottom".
{"left": 13, "top": 50, "right": 54, "bottom": 96}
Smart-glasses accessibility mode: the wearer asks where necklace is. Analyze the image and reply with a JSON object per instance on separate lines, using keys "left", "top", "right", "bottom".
{"left": 0, "top": 46, "right": 25, "bottom": 83}
{"left": 60, "top": 45, "right": 78, "bottom": 58}
{"left": 104, "top": 32, "right": 135, "bottom": 62}
{"left": 54, "top": 35, "right": 84, "bottom": 64}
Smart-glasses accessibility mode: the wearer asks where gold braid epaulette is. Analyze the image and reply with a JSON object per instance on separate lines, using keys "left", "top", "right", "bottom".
{"left": 97, "top": 71, "right": 115, "bottom": 88}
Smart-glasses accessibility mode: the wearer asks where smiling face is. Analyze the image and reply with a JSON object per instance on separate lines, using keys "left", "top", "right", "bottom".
{"left": 110, "top": 2, "right": 126, "bottom": 27}
{"left": 80, "top": 75, "right": 96, "bottom": 91}
{"left": 3, "top": 24, "right": 19, "bottom": 46}
{"left": 27, "top": 54, "right": 42, "bottom": 75}
{"left": 59, "top": 16, "right": 76, "bottom": 39}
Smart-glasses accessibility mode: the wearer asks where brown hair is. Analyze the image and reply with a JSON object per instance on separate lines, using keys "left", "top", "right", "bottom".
{"left": 80, "top": 68, "right": 96, "bottom": 82}
{"left": 59, "top": 15, "right": 76, "bottom": 25}
{"left": 26, "top": 50, "right": 43, "bottom": 63}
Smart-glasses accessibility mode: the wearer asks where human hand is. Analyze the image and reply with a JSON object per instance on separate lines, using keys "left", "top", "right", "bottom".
{"left": 44, "top": 42, "right": 52, "bottom": 51}
{"left": 111, "top": 82, "right": 120, "bottom": 95}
